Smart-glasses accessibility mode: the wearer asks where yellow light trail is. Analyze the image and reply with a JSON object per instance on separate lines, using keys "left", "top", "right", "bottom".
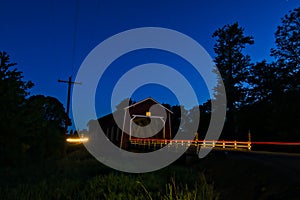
{"left": 66, "top": 137, "right": 89, "bottom": 143}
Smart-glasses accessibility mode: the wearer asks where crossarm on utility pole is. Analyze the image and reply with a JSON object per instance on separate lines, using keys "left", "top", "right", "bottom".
{"left": 58, "top": 76, "right": 82, "bottom": 133}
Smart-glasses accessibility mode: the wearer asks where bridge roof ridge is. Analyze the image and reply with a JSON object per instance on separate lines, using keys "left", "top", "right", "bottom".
{"left": 124, "top": 97, "right": 173, "bottom": 114}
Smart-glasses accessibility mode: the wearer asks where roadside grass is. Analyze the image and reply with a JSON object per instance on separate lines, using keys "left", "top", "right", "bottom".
{"left": 0, "top": 145, "right": 217, "bottom": 200}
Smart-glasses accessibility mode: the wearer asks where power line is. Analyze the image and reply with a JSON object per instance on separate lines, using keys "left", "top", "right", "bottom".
{"left": 71, "top": 0, "right": 79, "bottom": 76}
{"left": 59, "top": 0, "right": 81, "bottom": 133}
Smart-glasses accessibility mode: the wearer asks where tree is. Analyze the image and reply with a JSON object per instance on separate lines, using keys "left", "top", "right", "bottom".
{"left": 20, "top": 95, "right": 66, "bottom": 160}
{"left": 245, "top": 8, "right": 300, "bottom": 142}
{"left": 212, "top": 22, "right": 254, "bottom": 139}
{"left": 247, "top": 61, "right": 280, "bottom": 103}
{"left": 23, "top": 95, "right": 66, "bottom": 129}
{"left": 271, "top": 7, "right": 300, "bottom": 90}
{"left": 197, "top": 100, "right": 211, "bottom": 140}
{"left": 0, "top": 52, "right": 33, "bottom": 129}
{"left": 0, "top": 52, "right": 66, "bottom": 165}
{"left": 267, "top": 7, "right": 300, "bottom": 140}
{"left": 0, "top": 52, "right": 33, "bottom": 165}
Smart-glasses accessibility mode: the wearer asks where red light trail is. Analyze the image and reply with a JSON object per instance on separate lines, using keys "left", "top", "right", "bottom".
{"left": 251, "top": 141, "right": 300, "bottom": 146}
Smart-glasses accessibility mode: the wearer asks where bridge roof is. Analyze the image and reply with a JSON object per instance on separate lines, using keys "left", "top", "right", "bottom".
{"left": 124, "top": 97, "right": 173, "bottom": 114}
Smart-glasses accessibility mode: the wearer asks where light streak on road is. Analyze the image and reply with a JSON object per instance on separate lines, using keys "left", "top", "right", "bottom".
{"left": 251, "top": 141, "right": 300, "bottom": 146}
{"left": 66, "top": 137, "right": 89, "bottom": 143}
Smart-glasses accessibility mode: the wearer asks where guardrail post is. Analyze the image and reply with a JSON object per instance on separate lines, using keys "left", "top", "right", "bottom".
{"left": 234, "top": 141, "right": 237, "bottom": 149}
{"left": 223, "top": 141, "right": 225, "bottom": 148}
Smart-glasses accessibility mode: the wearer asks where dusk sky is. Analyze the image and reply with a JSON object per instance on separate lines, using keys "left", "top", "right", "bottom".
{"left": 1, "top": 0, "right": 299, "bottom": 129}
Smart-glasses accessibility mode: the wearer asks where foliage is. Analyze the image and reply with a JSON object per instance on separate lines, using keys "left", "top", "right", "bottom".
{"left": 0, "top": 52, "right": 66, "bottom": 166}
{"left": 0, "top": 173, "right": 216, "bottom": 200}
{"left": 247, "top": 61, "right": 278, "bottom": 103}
{"left": 20, "top": 95, "right": 66, "bottom": 160}
{"left": 241, "top": 7, "right": 300, "bottom": 141}
{"left": 212, "top": 22, "right": 254, "bottom": 139}
{"left": 163, "top": 175, "right": 215, "bottom": 200}
{"left": 0, "top": 52, "right": 34, "bottom": 165}
{"left": 207, "top": 8, "right": 300, "bottom": 141}
{"left": 0, "top": 52, "right": 33, "bottom": 131}
{"left": 0, "top": 52, "right": 34, "bottom": 113}
{"left": 271, "top": 7, "right": 300, "bottom": 89}
{"left": 0, "top": 151, "right": 217, "bottom": 200}
{"left": 212, "top": 22, "right": 254, "bottom": 110}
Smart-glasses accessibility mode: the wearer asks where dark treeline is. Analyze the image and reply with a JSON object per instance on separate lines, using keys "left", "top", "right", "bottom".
{"left": 200, "top": 7, "right": 300, "bottom": 142}
{"left": 0, "top": 52, "right": 67, "bottom": 167}
{"left": 147, "top": 7, "right": 300, "bottom": 143}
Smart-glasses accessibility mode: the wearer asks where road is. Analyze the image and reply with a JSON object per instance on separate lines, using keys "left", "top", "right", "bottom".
{"left": 193, "top": 150, "right": 300, "bottom": 200}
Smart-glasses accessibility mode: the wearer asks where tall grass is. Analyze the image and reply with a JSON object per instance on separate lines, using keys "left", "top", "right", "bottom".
{"left": 0, "top": 147, "right": 218, "bottom": 199}
{"left": 0, "top": 173, "right": 216, "bottom": 200}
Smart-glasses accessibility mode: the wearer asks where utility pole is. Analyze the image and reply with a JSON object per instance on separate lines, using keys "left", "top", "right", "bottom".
{"left": 58, "top": 76, "right": 81, "bottom": 133}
